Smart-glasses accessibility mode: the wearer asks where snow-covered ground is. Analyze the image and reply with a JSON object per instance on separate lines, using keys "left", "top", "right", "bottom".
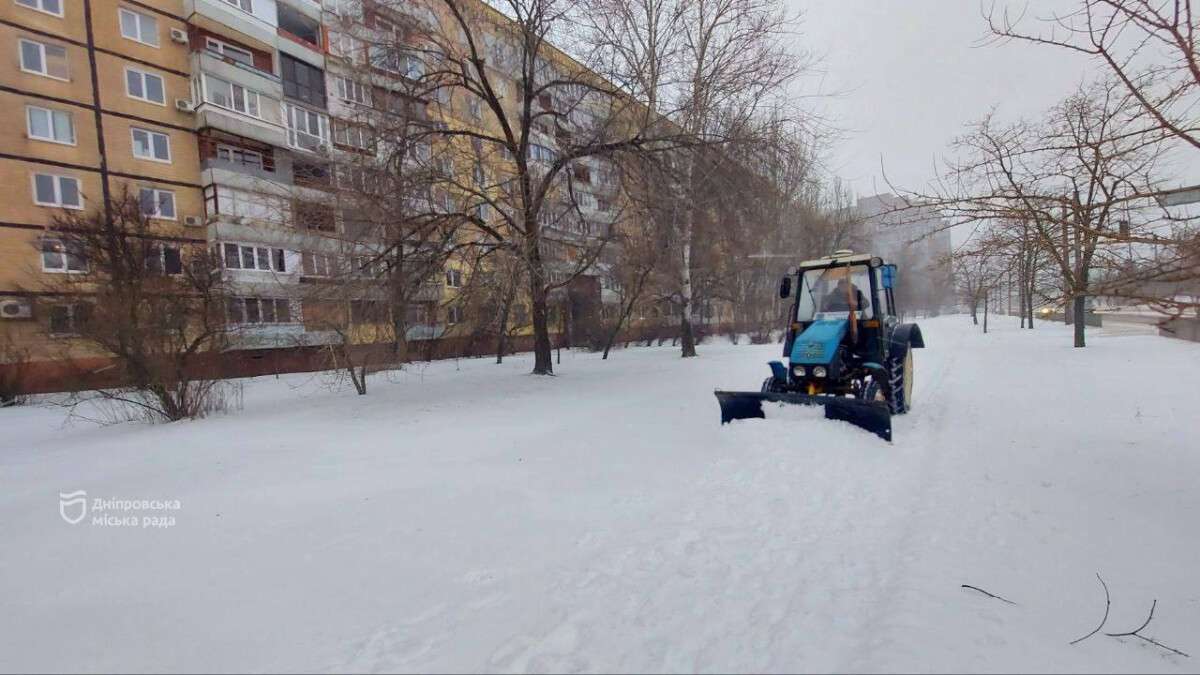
{"left": 1, "top": 315, "right": 1197, "bottom": 673}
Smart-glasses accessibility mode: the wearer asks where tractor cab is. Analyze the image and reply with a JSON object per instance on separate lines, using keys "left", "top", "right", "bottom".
{"left": 714, "top": 249, "right": 923, "bottom": 442}
{"left": 777, "top": 252, "right": 900, "bottom": 393}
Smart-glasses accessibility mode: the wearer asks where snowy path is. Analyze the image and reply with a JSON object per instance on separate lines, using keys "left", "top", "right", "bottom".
{"left": 0, "top": 316, "right": 1197, "bottom": 673}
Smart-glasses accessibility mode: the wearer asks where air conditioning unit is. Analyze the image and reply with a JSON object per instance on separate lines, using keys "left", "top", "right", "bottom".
{"left": 169, "top": 27, "right": 189, "bottom": 44}
{"left": 0, "top": 298, "right": 33, "bottom": 320}
{"left": 175, "top": 99, "right": 195, "bottom": 113}
{"left": 183, "top": 215, "right": 202, "bottom": 227}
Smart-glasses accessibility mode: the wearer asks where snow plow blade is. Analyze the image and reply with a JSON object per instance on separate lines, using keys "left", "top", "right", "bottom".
{"left": 714, "top": 390, "right": 893, "bottom": 442}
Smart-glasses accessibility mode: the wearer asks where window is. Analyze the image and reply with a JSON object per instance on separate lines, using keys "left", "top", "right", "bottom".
{"left": 278, "top": 3, "right": 320, "bottom": 46}
{"left": 334, "top": 76, "right": 370, "bottom": 105}
{"left": 32, "top": 173, "right": 82, "bottom": 209}
{"left": 221, "top": 243, "right": 286, "bottom": 272}
{"left": 131, "top": 127, "right": 171, "bottom": 162}
{"left": 49, "top": 303, "right": 91, "bottom": 336}
{"left": 401, "top": 54, "right": 424, "bottom": 80}
{"left": 291, "top": 161, "right": 329, "bottom": 189}
{"left": 468, "top": 98, "right": 482, "bottom": 120}
{"left": 16, "top": 0, "right": 62, "bottom": 16}
{"left": 144, "top": 243, "right": 182, "bottom": 275}
{"left": 210, "top": 186, "right": 288, "bottom": 223}
{"left": 138, "top": 188, "right": 176, "bottom": 220}
{"left": 19, "top": 39, "right": 69, "bottom": 80}
{"left": 125, "top": 68, "right": 165, "bottom": 104}
{"left": 528, "top": 143, "right": 557, "bottom": 163}
{"left": 281, "top": 54, "right": 325, "bottom": 107}
{"left": 26, "top": 106, "right": 75, "bottom": 144}
{"left": 446, "top": 305, "right": 462, "bottom": 325}
{"left": 444, "top": 268, "right": 462, "bottom": 288}
{"left": 369, "top": 46, "right": 423, "bottom": 80}
{"left": 329, "top": 32, "right": 362, "bottom": 63}
{"left": 301, "top": 251, "right": 336, "bottom": 276}
{"left": 336, "top": 165, "right": 381, "bottom": 194}
{"left": 433, "top": 190, "right": 456, "bottom": 213}
{"left": 351, "top": 256, "right": 379, "bottom": 278}
{"left": 409, "top": 141, "right": 431, "bottom": 163}
{"left": 333, "top": 120, "right": 371, "bottom": 150}
{"left": 204, "top": 74, "right": 261, "bottom": 117}
{"left": 350, "top": 299, "right": 386, "bottom": 324}
{"left": 405, "top": 303, "right": 428, "bottom": 326}
{"left": 575, "top": 191, "right": 598, "bottom": 211}
{"left": 294, "top": 200, "right": 335, "bottom": 231}
{"left": 118, "top": 8, "right": 158, "bottom": 46}
{"left": 228, "top": 298, "right": 292, "bottom": 324}
{"left": 205, "top": 37, "right": 255, "bottom": 68}
{"left": 219, "top": 0, "right": 252, "bottom": 14}
{"left": 284, "top": 103, "right": 328, "bottom": 151}
{"left": 340, "top": 208, "right": 373, "bottom": 239}
{"left": 215, "top": 144, "right": 264, "bottom": 170}
{"left": 41, "top": 238, "right": 86, "bottom": 272}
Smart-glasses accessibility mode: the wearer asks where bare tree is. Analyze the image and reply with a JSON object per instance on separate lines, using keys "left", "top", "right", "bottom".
{"left": 668, "top": 0, "right": 802, "bottom": 357}
{"left": 362, "top": 0, "right": 697, "bottom": 375}
{"left": 897, "top": 79, "right": 1185, "bottom": 346}
{"left": 987, "top": 0, "right": 1200, "bottom": 151}
{"left": 38, "top": 190, "right": 234, "bottom": 421}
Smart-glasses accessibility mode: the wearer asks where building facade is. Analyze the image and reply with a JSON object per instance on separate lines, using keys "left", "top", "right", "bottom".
{"left": 0, "top": 0, "right": 625, "bottom": 389}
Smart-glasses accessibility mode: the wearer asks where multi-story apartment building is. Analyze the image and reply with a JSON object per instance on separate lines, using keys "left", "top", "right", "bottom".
{"left": 0, "top": 0, "right": 629, "bottom": 389}
{"left": 2, "top": 0, "right": 202, "bottom": 363}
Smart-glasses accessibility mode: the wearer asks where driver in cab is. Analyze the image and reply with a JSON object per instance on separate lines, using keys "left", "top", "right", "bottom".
{"left": 824, "top": 277, "right": 869, "bottom": 313}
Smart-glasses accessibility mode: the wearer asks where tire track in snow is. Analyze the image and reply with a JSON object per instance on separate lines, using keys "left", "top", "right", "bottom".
{"left": 834, "top": 322, "right": 993, "bottom": 670}
{"left": 480, "top": 333, "right": 970, "bottom": 672}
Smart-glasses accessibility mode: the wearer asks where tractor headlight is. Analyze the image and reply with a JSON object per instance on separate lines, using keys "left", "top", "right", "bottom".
{"left": 792, "top": 365, "right": 806, "bottom": 377}
{"left": 813, "top": 366, "right": 828, "bottom": 378}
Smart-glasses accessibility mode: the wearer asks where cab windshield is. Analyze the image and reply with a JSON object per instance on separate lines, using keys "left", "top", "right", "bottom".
{"left": 795, "top": 264, "right": 873, "bottom": 321}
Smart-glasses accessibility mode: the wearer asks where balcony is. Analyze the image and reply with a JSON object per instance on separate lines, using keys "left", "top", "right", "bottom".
{"left": 227, "top": 323, "right": 327, "bottom": 349}
{"left": 193, "top": 49, "right": 280, "bottom": 94}
{"left": 184, "top": 0, "right": 279, "bottom": 50}
{"left": 199, "top": 132, "right": 278, "bottom": 178}
{"left": 277, "top": 1, "right": 324, "bottom": 67}
{"left": 199, "top": 157, "right": 286, "bottom": 195}
{"left": 192, "top": 70, "right": 287, "bottom": 149}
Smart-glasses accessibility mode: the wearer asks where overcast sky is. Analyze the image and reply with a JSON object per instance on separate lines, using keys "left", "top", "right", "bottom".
{"left": 792, "top": 0, "right": 1097, "bottom": 198}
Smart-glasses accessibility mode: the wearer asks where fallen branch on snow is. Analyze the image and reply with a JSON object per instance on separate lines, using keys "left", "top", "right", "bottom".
{"left": 961, "top": 584, "right": 1017, "bottom": 605}
{"left": 1104, "top": 599, "right": 1190, "bottom": 658}
{"left": 1069, "top": 573, "right": 1110, "bottom": 645}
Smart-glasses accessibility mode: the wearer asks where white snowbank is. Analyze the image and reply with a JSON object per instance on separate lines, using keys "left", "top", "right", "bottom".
{"left": 0, "top": 316, "right": 1197, "bottom": 673}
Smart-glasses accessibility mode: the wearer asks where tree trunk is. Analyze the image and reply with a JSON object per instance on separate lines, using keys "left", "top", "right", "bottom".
{"left": 529, "top": 275, "right": 553, "bottom": 375}
{"left": 602, "top": 272, "right": 647, "bottom": 360}
{"left": 679, "top": 235, "right": 697, "bottom": 358}
{"left": 1072, "top": 293, "right": 1086, "bottom": 348}
{"left": 983, "top": 293, "right": 989, "bottom": 334}
{"left": 391, "top": 315, "right": 409, "bottom": 365}
{"left": 1026, "top": 277, "right": 1035, "bottom": 328}
{"left": 496, "top": 280, "right": 516, "bottom": 364}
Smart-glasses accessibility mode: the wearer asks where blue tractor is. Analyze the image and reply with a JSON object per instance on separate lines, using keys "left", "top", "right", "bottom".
{"left": 715, "top": 251, "right": 924, "bottom": 441}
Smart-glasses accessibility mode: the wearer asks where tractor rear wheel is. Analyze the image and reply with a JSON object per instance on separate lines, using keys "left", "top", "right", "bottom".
{"left": 886, "top": 349, "right": 913, "bottom": 415}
